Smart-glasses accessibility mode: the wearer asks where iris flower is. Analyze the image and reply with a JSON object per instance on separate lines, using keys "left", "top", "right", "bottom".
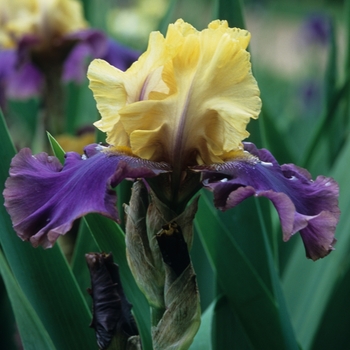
{"left": 0, "top": 0, "right": 138, "bottom": 104}
{"left": 3, "top": 19, "right": 340, "bottom": 260}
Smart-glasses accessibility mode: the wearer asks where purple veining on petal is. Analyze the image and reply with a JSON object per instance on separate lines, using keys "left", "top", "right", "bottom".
{"left": 139, "top": 74, "right": 151, "bottom": 101}
{"left": 172, "top": 86, "right": 192, "bottom": 170}
{"left": 3, "top": 144, "right": 170, "bottom": 248}
{"left": 192, "top": 142, "right": 340, "bottom": 260}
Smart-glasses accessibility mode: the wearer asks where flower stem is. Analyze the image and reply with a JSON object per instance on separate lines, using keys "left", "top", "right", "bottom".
{"left": 42, "top": 64, "right": 65, "bottom": 136}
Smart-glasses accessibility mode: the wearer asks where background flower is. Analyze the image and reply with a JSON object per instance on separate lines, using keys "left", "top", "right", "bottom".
{"left": 0, "top": 0, "right": 139, "bottom": 104}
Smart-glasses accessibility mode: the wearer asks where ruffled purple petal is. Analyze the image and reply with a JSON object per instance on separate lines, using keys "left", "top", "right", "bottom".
{"left": 193, "top": 142, "right": 340, "bottom": 260}
{"left": 3, "top": 144, "right": 170, "bottom": 248}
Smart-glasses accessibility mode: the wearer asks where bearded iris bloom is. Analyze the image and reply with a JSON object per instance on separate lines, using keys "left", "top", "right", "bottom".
{"left": 3, "top": 19, "right": 339, "bottom": 260}
{"left": 0, "top": 0, "right": 138, "bottom": 105}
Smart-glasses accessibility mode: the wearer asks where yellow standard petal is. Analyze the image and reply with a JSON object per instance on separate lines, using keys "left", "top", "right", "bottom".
{"left": 88, "top": 19, "right": 261, "bottom": 168}
{"left": 88, "top": 31, "right": 169, "bottom": 149}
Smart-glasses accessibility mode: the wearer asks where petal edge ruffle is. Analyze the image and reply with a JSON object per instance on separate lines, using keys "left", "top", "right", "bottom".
{"left": 3, "top": 144, "right": 170, "bottom": 248}
{"left": 193, "top": 142, "right": 340, "bottom": 260}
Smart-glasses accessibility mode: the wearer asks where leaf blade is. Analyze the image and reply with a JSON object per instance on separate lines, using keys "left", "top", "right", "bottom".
{"left": 195, "top": 192, "right": 298, "bottom": 350}
{"left": 0, "top": 249, "right": 56, "bottom": 350}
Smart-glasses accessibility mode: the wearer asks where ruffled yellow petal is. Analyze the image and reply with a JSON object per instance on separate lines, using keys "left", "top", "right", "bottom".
{"left": 87, "top": 59, "right": 129, "bottom": 146}
{"left": 88, "top": 31, "right": 169, "bottom": 148}
{"left": 88, "top": 19, "right": 261, "bottom": 167}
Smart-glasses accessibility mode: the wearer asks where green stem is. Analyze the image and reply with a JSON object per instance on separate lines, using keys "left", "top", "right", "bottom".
{"left": 42, "top": 64, "right": 65, "bottom": 136}
{"left": 301, "top": 80, "right": 349, "bottom": 168}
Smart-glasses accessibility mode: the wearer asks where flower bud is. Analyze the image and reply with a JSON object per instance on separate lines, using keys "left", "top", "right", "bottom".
{"left": 86, "top": 252, "right": 139, "bottom": 350}
{"left": 124, "top": 181, "right": 165, "bottom": 309}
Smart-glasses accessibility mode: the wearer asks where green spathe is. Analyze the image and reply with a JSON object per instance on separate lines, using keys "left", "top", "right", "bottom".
{"left": 124, "top": 181, "right": 201, "bottom": 349}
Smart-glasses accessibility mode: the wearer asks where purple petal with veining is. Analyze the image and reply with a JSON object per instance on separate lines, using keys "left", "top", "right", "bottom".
{"left": 193, "top": 142, "right": 340, "bottom": 260}
{"left": 3, "top": 144, "right": 170, "bottom": 248}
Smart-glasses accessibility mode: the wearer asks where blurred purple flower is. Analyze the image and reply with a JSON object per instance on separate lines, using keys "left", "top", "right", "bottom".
{"left": 298, "top": 79, "right": 323, "bottom": 114}
{"left": 303, "top": 13, "right": 331, "bottom": 46}
{"left": 0, "top": 31, "right": 139, "bottom": 109}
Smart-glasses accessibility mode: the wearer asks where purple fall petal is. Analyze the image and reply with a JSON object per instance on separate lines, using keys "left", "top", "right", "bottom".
{"left": 3, "top": 144, "right": 170, "bottom": 248}
{"left": 193, "top": 142, "right": 340, "bottom": 260}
